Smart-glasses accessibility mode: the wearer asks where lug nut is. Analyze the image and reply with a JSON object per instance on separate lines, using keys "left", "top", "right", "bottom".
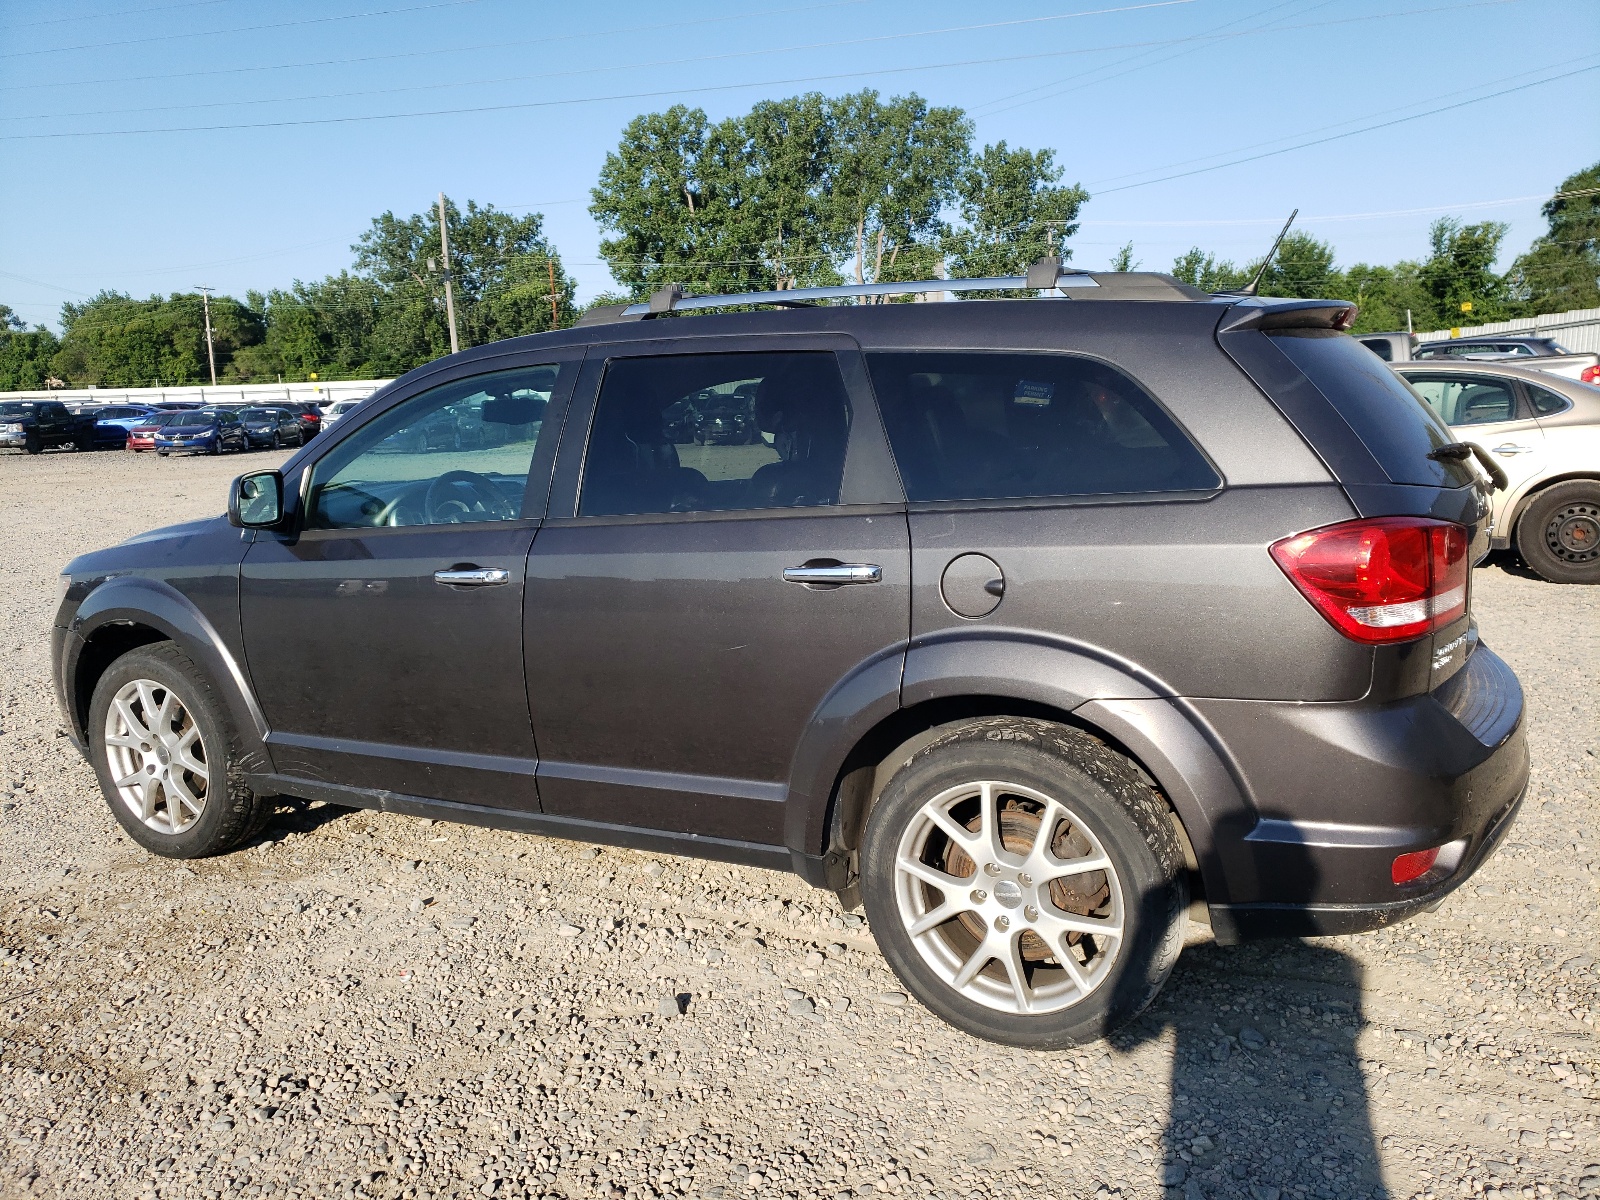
{"left": 1024, "top": 904, "right": 1040, "bottom": 922}
{"left": 1019, "top": 873, "right": 1033, "bottom": 887}
{"left": 971, "top": 889, "right": 988, "bottom": 904}
{"left": 995, "top": 915, "right": 1010, "bottom": 931}
{"left": 984, "top": 863, "right": 1001, "bottom": 877}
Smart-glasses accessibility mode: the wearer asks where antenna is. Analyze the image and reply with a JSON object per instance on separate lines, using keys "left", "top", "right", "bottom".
{"left": 1234, "top": 208, "right": 1298, "bottom": 297}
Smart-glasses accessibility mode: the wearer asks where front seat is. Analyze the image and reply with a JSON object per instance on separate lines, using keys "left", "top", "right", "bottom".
{"left": 748, "top": 363, "right": 849, "bottom": 507}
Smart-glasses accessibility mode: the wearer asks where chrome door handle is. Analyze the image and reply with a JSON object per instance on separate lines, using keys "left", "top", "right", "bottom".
{"left": 1491, "top": 443, "right": 1532, "bottom": 456}
{"left": 433, "top": 567, "right": 510, "bottom": 586}
{"left": 782, "top": 563, "right": 883, "bottom": 585}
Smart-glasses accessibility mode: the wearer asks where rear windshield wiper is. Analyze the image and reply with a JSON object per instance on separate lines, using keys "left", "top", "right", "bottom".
{"left": 1429, "top": 441, "right": 1508, "bottom": 491}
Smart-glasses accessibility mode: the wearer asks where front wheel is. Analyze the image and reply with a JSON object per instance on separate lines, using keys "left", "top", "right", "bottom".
{"left": 860, "top": 717, "right": 1188, "bottom": 1048}
{"left": 1516, "top": 480, "right": 1600, "bottom": 584}
{"left": 23, "top": 434, "right": 41, "bottom": 455}
{"left": 87, "top": 642, "right": 269, "bottom": 858}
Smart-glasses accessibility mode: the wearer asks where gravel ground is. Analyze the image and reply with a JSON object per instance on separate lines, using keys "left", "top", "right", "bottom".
{"left": 0, "top": 448, "right": 1595, "bottom": 1200}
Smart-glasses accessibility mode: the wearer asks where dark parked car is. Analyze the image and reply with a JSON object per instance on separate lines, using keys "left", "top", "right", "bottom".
{"left": 53, "top": 268, "right": 1528, "bottom": 1048}
{"left": 0, "top": 400, "right": 97, "bottom": 453}
{"left": 153, "top": 410, "right": 249, "bottom": 455}
{"left": 693, "top": 396, "right": 762, "bottom": 445}
{"left": 279, "top": 402, "right": 323, "bottom": 440}
{"left": 88, "top": 405, "right": 161, "bottom": 449}
{"left": 237, "top": 406, "right": 306, "bottom": 449}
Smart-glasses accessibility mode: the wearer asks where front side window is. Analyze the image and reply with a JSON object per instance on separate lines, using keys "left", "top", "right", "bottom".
{"left": 306, "top": 364, "right": 562, "bottom": 529}
{"left": 580, "top": 352, "right": 851, "bottom": 516}
{"left": 868, "top": 351, "right": 1219, "bottom": 503}
{"left": 1403, "top": 375, "right": 1516, "bottom": 425}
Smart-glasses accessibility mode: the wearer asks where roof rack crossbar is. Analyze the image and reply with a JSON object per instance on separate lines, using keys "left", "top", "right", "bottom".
{"left": 620, "top": 268, "right": 1099, "bottom": 316}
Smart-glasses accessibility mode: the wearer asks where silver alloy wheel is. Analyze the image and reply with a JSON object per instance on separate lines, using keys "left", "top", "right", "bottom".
{"left": 102, "top": 678, "right": 209, "bottom": 835}
{"left": 893, "top": 780, "right": 1124, "bottom": 1015}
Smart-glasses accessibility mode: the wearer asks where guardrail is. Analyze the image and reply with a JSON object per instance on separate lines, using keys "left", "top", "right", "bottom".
{"left": 0, "top": 379, "right": 391, "bottom": 408}
{"left": 1417, "top": 306, "right": 1600, "bottom": 355}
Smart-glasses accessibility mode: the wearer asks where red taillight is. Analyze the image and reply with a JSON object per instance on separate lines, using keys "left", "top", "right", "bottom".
{"left": 1581, "top": 364, "right": 1599, "bottom": 385}
{"left": 1391, "top": 847, "right": 1440, "bottom": 885}
{"left": 1270, "top": 517, "right": 1468, "bottom": 644}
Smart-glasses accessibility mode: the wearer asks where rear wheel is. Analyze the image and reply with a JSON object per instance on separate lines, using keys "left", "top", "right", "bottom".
{"left": 87, "top": 643, "right": 269, "bottom": 858}
{"left": 1516, "top": 480, "right": 1600, "bottom": 584}
{"left": 860, "top": 717, "right": 1188, "bottom": 1047}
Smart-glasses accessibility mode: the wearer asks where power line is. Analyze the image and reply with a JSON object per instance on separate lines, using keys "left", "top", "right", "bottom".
{"left": 1085, "top": 50, "right": 1600, "bottom": 190}
{"left": 0, "top": 0, "right": 869, "bottom": 94}
{"left": 0, "top": 0, "right": 487, "bottom": 60}
{"left": 0, "top": 0, "right": 1550, "bottom": 140}
{"left": 0, "top": 0, "right": 1200, "bottom": 125}
{"left": 1095, "top": 63, "right": 1600, "bottom": 195}
{"left": 8, "top": 0, "right": 248, "bottom": 28}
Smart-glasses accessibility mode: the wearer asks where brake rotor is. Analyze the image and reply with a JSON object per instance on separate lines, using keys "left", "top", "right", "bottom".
{"left": 941, "top": 799, "right": 1111, "bottom": 962}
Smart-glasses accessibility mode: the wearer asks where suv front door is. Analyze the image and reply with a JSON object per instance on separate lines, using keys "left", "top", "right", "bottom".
{"left": 526, "top": 339, "right": 909, "bottom": 847}
{"left": 240, "top": 355, "right": 578, "bottom": 807}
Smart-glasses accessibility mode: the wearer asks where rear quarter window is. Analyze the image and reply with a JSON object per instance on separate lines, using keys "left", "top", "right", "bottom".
{"left": 867, "top": 351, "right": 1219, "bottom": 503}
{"left": 1269, "top": 331, "right": 1475, "bottom": 488}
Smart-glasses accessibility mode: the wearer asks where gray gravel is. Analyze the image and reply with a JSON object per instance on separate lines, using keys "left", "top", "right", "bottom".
{"left": 0, "top": 449, "right": 1595, "bottom": 1200}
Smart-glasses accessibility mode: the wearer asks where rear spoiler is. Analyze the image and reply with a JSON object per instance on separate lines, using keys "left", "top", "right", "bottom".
{"left": 1216, "top": 298, "right": 1358, "bottom": 333}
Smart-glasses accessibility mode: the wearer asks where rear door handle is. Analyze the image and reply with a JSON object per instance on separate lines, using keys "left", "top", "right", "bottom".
{"left": 434, "top": 567, "right": 510, "bottom": 586}
{"left": 1491, "top": 443, "right": 1533, "bottom": 456}
{"left": 782, "top": 564, "right": 883, "bottom": 585}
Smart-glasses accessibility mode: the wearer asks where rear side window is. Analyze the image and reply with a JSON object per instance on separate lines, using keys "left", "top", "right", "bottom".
{"left": 1527, "top": 383, "right": 1573, "bottom": 416}
{"left": 580, "top": 352, "right": 851, "bottom": 517}
{"left": 1403, "top": 374, "right": 1516, "bottom": 425}
{"left": 1359, "top": 337, "right": 1394, "bottom": 362}
{"left": 866, "top": 351, "right": 1218, "bottom": 503}
{"left": 1270, "top": 332, "right": 1474, "bottom": 488}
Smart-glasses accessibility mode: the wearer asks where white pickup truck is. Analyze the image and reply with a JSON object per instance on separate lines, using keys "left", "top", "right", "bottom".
{"left": 1361, "top": 330, "right": 1600, "bottom": 385}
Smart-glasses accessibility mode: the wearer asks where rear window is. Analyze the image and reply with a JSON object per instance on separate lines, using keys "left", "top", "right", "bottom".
{"left": 1269, "top": 331, "right": 1475, "bottom": 488}
{"left": 867, "top": 352, "right": 1219, "bottom": 503}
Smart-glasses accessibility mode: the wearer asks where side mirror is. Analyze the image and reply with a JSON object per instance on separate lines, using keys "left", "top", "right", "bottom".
{"left": 228, "top": 470, "right": 284, "bottom": 528}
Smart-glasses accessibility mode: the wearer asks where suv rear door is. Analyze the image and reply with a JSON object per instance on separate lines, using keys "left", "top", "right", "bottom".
{"left": 526, "top": 336, "right": 909, "bottom": 847}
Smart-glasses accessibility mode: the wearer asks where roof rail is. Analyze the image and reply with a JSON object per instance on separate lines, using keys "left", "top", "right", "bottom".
{"left": 574, "top": 260, "right": 1206, "bottom": 325}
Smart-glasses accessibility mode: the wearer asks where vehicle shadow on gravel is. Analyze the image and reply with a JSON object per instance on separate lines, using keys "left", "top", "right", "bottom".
{"left": 1129, "top": 939, "right": 1387, "bottom": 1200}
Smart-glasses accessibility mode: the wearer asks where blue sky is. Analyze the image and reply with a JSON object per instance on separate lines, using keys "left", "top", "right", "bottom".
{"left": 1, "top": 0, "right": 1596, "bottom": 331}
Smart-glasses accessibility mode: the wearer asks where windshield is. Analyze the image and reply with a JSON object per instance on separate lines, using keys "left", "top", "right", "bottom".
{"left": 239, "top": 408, "right": 278, "bottom": 419}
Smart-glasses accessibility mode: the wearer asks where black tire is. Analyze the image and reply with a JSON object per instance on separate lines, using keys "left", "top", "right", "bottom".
{"left": 860, "top": 717, "right": 1188, "bottom": 1048}
{"left": 156, "top": 450, "right": 168, "bottom": 457}
{"left": 87, "top": 642, "right": 270, "bottom": 858}
{"left": 23, "top": 434, "right": 41, "bottom": 455}
{"left": 1516, "top": 480, "right": 1600, "bottom": 584}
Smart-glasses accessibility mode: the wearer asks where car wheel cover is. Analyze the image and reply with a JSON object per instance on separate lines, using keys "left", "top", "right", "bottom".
{"left": 103, "top": 678, "right": 209, "bottom": 835}
{"left": 1545, "top": 500, "right": 1600, "bottom": 564}
{"left": 893, "top": 779, "right": 1124, "bottom": 1015}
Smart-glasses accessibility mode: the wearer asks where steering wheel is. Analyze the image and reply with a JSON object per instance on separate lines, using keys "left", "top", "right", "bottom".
{"left": 423, "top": 470, "right": 517, "bottom": 524}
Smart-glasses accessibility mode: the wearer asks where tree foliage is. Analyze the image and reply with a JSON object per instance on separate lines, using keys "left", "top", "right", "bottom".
{"left": 0, "top": 305, "right": 62, "bottom": 391}
{"left": 49, "top": 291, "right": 262, "bottom": 386}
{"left": 1169, "top": 164, "right": 1600, "bottom": 333}
{"left": 590, "top": 90, "right": 1085, "bottom": 299}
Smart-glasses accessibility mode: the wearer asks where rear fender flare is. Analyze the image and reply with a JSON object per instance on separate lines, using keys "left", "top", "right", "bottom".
{"left": 68, "top": 576, "right": 271, "bottom": 772}
{"left": 791, "top": 629, "right": 1254, "bottom": 905}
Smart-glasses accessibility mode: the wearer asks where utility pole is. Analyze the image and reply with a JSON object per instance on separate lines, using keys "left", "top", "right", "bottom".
{"left": 548, "top": 257, "right": 558, "bottom": 329}
{"left": 196, "top": 286, "right": 219, "bottom": 385}
{"left": 437, "top": 192, "right": 460, "bottom": 355}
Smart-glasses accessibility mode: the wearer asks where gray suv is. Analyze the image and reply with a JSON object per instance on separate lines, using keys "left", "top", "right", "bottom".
{"left": 52, "top": 267, "right": 1529, "bottom": 1047}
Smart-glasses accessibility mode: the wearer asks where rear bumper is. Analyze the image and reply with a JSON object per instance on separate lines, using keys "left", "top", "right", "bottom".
{"left": 1192, "top": 645, "right": 1528, "bottom": 942}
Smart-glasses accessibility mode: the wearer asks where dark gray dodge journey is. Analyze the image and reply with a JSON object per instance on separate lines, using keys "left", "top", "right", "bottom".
{"left": 52, "top": 266, "right": 1529, "bottom": 1047}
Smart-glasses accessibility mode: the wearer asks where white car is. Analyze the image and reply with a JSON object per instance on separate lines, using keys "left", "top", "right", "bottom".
{"left": 320, "top": 399, "right": 366, "bottom": 428}
{"left": 1394, "top": 359, "right": 1600, "bottom": 583}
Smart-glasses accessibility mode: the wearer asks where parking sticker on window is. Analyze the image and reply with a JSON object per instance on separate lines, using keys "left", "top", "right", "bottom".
{"left": 1013, "top": 380, "right": 1054, "bottom": 406}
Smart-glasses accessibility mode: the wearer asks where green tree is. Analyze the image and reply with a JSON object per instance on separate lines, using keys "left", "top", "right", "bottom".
{"left": 1418, "top": 217, "right": 1510, "bottom": 324}
{"left": 50, "top": 291, "right": 263, "bottom": 387}
{"left": 1253, "top": 231, "right": 1337, "bottom": 299}
{"left": 1170, "top": 248, "right": 1248, "bottom": 292}
{"left": 942, "top": 141, "right": 1087, "bottom": 282}
{"left": 0, "top": 304, "right": 62, "bottom": 390}
{"left": 1508, "top": 161, "right": 1600, "bottom": 312}
{"left": 827, "top": 90, "right": 970, "bottom": 286}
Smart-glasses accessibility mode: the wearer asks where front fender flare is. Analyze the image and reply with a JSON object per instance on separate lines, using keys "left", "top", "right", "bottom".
{"left": 68, "top": 575, "right": 271, "bottom": 771}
